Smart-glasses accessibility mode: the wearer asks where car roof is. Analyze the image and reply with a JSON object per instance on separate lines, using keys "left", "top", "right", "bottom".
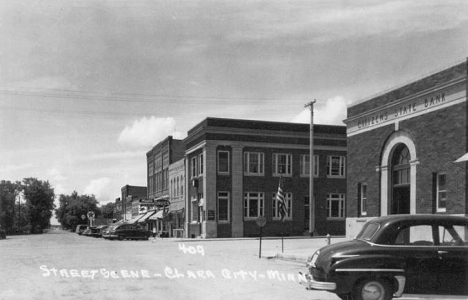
{"left": 369, "top": 214, "right": 468, "bottom": 226}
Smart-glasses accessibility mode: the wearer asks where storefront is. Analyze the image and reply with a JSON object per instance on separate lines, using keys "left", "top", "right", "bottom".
{"left": 345, "top": 60, "right": 468, "bottom": 239}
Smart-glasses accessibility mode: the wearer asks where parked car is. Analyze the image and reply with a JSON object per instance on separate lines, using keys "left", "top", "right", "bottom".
{"left": 96, "top": 225, "right": 109, "bottom": 237}
{"left": 299, "top": 214, "right": 468, "bottom": 300}
{"left": 75, "top": 224, "right": 89, "bottom": 235}
{"left": 105, "top": 223, "right": 150, "bottom": 240}
{"left": 82, "top": 226, "right": 101, "bottom": 237}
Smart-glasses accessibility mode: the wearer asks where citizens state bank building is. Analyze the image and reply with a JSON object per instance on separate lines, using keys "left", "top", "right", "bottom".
{"left": 344, "top": 60, "right": 468, "bottom": 238}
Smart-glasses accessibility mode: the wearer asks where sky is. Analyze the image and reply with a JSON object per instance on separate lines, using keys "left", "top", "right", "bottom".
{"left": 1, "top": 0, "right": 467, "bottom": 224}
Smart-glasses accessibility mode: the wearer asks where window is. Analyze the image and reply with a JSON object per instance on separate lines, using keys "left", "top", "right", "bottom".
{"left": 273, "top": 153, "right": 292, "bottom": 176}
{"left": 272, "top": 192, "right": 292, "bottom": 220}
{"left": 244, "top": 152, "right": 264, "bottom": 175}
{"left": 300, "top": 155, "right": 319, "bottom": 177}
{"left": 439, "top": 225, "right": 467, "bottom": 246}
{"left": 191, "top": 197, "right": 198, "bottom": 223}
{"left": 198, "top": 154, "right": 204, "bottom": 175}
{"left": 327, "top": 156, "right": 346, "bottom": 177}
{"left": 244, "top": 192, "right": 264, "bottom": 218}
{"left": 218, "top": 151, "right": 230, "bottom": 174}
{"left": 437, "top": 173, "right": 447, "bottom": 212}
{"left": 359, "top": 183, "right": 367, "bottom": 216}
{"left": 218, "top": 192, "right": 230, "bottom": 222}
{"left": 191, "top": 157, "right": 197, "bottom": 178}
{"left": 327, "top": 193, "right": 345, "bottom": 218}
{"left": 394, "top": 225, "right": 434, "bottom": 246}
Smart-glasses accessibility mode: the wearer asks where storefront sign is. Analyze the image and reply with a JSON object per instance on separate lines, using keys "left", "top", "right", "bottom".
{"left": 346, "top": 84, "right": 465, "bottom": 136}
{"left": 155, "top": 199, "right": 170, "bottom": 207}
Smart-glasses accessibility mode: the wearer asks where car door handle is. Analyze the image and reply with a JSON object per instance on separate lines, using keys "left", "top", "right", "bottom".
{"left": 438, "top": 251, "right": 448, "bottom": 254}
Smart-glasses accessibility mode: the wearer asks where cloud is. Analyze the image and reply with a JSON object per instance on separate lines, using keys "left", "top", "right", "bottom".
{"left": 118, "top": 116, "right": 184, "bottom": 148}
{"left": 84, "top": 178, "right": 112, "bottom": 202}
{"left": 291, "top": 96, "right": 348, "bottom": 125}
{"left": 47, "top": 167, "right": 66, "bottom": 181}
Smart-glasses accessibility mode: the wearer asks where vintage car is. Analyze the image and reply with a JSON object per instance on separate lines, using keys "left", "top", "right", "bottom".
{"left": 75, "top": 224, "right": 89, "bottom": 235}
{"left": 82, "top": 226, "right": 101, "bottom": 237}
{"left": 104, "top": 223, "right": 150, "bottom": 240}
{"left": 299, "top": 214, "right": 468, "bottom": 300}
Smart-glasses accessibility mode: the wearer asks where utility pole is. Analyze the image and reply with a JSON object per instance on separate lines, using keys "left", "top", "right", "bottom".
{"left": 305, "top": 100, "right": 316, "bottom": 236}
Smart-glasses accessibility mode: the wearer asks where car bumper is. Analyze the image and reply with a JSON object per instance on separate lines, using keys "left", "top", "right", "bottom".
{"left": 298, "top": 271, "right": 336, "bottom": 291}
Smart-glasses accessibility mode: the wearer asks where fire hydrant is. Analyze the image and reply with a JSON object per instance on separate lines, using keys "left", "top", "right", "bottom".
{"left": 326, "top": 234, "right": 331, "bottom": 245}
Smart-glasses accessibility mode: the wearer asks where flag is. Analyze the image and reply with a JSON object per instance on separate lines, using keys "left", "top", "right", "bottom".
{"left": 276, "top": 178, "right": 287, "bottom": 222}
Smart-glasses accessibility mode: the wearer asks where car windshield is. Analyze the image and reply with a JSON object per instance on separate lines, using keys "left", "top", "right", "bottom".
{"left": 356, "top": 222, "right": 380, "bottom": 241}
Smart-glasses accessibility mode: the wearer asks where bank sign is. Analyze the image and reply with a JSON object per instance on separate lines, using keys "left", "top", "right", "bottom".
{"left": 346, "top": 83, "right": 466, "bottom": 136}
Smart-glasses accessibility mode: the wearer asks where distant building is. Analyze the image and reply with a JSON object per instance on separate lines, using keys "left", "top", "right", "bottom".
{"left": 120, "top": 185, "right": 147, "bottom": 221}
{"left": 183, "top": 117, "right": 347, "bottom": 238}
{"left": 167, "top": 158, "right": 185, "bottom": 237}
{"left": 146, "top": 136, "right": 185, "bottom": 233}
{"left": 345, "top": 60, "right": 468, "bottom": 239}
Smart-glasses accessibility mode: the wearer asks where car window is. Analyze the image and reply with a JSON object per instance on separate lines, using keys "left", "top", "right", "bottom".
{"left": 439, "top": 225, "right": 468, "bottom": 246}
{"left": 356, "top": 223, "right": 379, "bottom": 241}
{"left": 394, "top": 225, "right": 434, "bottom": 246}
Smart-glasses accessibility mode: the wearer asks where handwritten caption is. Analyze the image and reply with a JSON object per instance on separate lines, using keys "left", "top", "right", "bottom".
{"left": 178, "top": 243, "right": 205, "bottom": 256}
{"left": 39, "top": 265, "right": 300, "bottom": 282}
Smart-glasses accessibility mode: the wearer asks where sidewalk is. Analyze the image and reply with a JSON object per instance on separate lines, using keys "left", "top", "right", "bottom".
{"left": 261, "top": 236, "right": 348, "bottom": 263}
{"left": 167, "top": 235, "right": 349, "bottom": 264}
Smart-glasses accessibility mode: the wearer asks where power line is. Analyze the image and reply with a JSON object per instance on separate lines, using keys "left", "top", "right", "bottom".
{"left": 0, "top": 87, "right": 307, "bottom": 104}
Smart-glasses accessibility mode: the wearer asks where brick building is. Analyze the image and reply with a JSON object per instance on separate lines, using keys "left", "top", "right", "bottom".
{"left": 183, "top": 117, "right": 347, "bottom": 238}
{"left": 146, "top": 136, "right": 185, "bottom": 233}
{"left": 345, "top": 60, "right": 468, "bottom": 239}
{"left": 120, "top": 185, "right": 147, "bottom": 221}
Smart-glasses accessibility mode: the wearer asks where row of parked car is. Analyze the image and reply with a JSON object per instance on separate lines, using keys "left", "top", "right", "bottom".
{"left": 75, "top": 223, "right": 152, "bottom": 240}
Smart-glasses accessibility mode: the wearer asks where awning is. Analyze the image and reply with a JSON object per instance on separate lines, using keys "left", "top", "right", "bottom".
{"left": 148, "top": 210, "right": 164, "bottom": 220}
{"left": 138, "top": 210, "right": 157, "bottom": 222}
{"left": 455, "top": 153, "right": 468, "bottom": 163}
{"left": 126, "top": 214, "right": 145, "bottom": 224}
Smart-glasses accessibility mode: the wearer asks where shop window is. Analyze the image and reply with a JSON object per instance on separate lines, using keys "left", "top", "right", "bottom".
{"left": 244, "top": 152, "right": 264, "bottom": 175}
{"left": 273, "top": 153, "right": 292, "bottom": 176}
{"left": 218, "top": 151, "right": 230, "bottom": 174}
{"left": 244, "top": 192, "right": 264, "bottom": 218}
{"left": 300, "top": 154, "right": 319, "bottom": 177}
{"left": 191, "top": 196, "right": 198, "bottom": 223}
{"left": 327, "top": 193, "right": 345, "bottom": 219}
{"left": 218, "top": 192, "right": 230, "bottom": 222}
{"left": 272, "top": 192, "right": 292, "bottom": 220}
{"left": 437, "top": 173, "right": 447, "bottom": 212}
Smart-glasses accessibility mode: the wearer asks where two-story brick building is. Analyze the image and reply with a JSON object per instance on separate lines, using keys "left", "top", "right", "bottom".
{"left": 345, "top": 60, "right": 468, "bottom": 239}
{"left": 183, "top": 117, "right": 347, "bottom": 238}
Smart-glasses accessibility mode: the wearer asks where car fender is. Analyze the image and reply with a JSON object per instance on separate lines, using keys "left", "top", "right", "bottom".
{"left": 327, "top": 254, "right": 405, "bottom": 294}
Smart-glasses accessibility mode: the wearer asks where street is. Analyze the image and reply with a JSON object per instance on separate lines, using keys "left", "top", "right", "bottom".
{"left": 1, "top": 230, "right": 466, "bottom": 300}
{"left": 0, "top": 229, "right": 337, "bottom": 300}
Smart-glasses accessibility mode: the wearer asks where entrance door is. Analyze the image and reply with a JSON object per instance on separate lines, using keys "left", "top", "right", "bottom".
{"left": 391, "top": 144, "right": 411, "bottom": 214}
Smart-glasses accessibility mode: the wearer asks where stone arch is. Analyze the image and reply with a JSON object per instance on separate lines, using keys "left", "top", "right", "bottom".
{"left": 379, "top": 130, "right": 418, "bottom": 215}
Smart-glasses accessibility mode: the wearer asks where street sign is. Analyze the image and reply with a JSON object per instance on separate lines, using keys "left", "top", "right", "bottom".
{"left": 87, "top": 211, "right": 95, "bottom": 219}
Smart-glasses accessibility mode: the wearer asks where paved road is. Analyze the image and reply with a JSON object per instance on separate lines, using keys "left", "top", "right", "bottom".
{"left": 0, "top": 230, "right": 338, "bottom": 300}
{"left": 1, "top": 230, "right": 465, "bottom": 300}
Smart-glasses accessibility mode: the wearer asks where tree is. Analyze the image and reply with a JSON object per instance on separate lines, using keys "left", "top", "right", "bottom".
{"left": 0, "top": 180, "right": 21, "bottom": 234}
{"left": 55, "top": 191, "right": 99, "bottom": 230}
{"left": 100, "top": 202, "right": 115, "bottom": 219}
{"left": 21, "top": 178, "right": 55, "bottom": 234}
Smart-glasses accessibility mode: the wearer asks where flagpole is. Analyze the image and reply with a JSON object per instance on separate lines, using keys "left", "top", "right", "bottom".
{"left": 281, "top": 222, "right": 284, "bottom": 253}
